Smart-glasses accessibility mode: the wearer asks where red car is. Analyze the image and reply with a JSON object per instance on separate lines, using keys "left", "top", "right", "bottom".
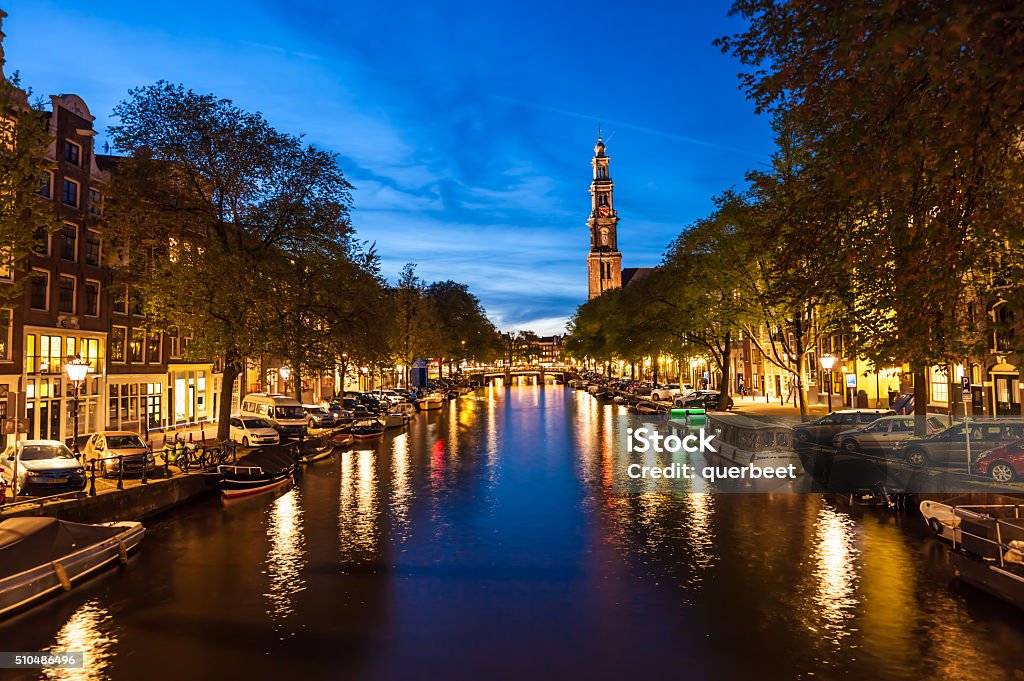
{"left": 975, "top": 437, "right": 1024, "bottom": 482}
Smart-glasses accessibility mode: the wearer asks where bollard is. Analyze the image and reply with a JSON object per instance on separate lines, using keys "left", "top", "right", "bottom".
{"left": 116, "top": 456, "right": 124, "bottom": 490}
{"left": 189, "top": 432, "right": 193, "bottom": 443}
{"left": 141, "top": 451, "right": 149, "bottom": 485}
{"left": 88, "top": 460, "right": 97, "bottom": 497}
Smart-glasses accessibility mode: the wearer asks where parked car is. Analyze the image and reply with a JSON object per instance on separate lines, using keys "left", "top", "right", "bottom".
{"left": 326, "top": 402, "right": 354, "bottom": 424}
{"left": 82, "top": 431, "right": 157, "bottom": 476}
{"left": 673, "top": 390, "right": 719, "bottom": 408}
{"left": 0, "top": 440, "right": 87, "bottom": 496}
{"left": 792, "top": 409, "right": 895, "bottom": 450}
{"left": 228, "top": 416, "right": 281, "bottom": 448}
{"left": 833, "top": 415, "right": 947, "bottom": 455}
{"left": 342, "top": 398, "right": 370, "bottom": 418}
{"left": 976, "top": 436, "right": 1024, "bottom": 482}
{"left": 302, "top": 404, "right": 335, "bottom": 429}
{"left": 894, "top": 419, "right": 1024, "bottom": 467}
{"left": 651, "top": 384, "right": 681, "bottom": 401}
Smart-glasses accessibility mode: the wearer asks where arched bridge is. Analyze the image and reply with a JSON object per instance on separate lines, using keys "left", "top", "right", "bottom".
{"left": 466, "top": 365, "right": 573, "bottom": 384}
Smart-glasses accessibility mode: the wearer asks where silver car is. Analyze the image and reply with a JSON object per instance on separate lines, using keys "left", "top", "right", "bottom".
{"left": 0, "top": 440, "right": 87, "bottom": 495}
{"left": 833, "top": 415, "right": 946, "bottom": 454}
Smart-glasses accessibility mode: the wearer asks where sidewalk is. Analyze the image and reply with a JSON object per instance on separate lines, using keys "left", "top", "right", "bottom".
{"left": 728, "top": 395, "right": 829, "bottom": 419}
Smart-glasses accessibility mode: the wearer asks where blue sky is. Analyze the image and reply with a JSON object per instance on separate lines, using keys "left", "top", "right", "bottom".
{"left": 4, "top": 1, "right": 775, "bottom": 334}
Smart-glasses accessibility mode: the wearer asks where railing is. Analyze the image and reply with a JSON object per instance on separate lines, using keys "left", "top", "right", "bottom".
{"left": 952, "top": 505, "right": 1024, "bottom": 571}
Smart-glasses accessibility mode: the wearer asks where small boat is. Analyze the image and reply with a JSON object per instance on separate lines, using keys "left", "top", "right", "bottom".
{"left": 920, "top": 499, "right": 962, "bottom": 542}
{"left": 332, "top": 432, "right": 354, "bottom": 447}
{"left": 418, "top": 393, "right": 445, "bottom": 410}
{"left": 297, "top": 436, "right": 334, "bottom": 463}
{"left": 944, "top": 503, "right": 1024, "bottom": 609}
{"left": 705, "top": 412, "right": 803, "bottom": 472}
{"left": 351, "top": 418, "right": 386, "bottom": 440}
{"left": 218, "top": 445, "right": 296, "bottom": 499}
{"left": 382, "top": 412, "right": 409, "bottom": 429}
{"left": 391, "top": 402, "right": 417, "bottom": 417}
{"left": 0, "top": 518, "right": 145, "bottom": 617}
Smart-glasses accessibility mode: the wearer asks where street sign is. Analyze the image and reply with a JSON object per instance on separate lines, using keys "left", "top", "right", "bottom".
{"left": 961, "top": 376, "right": 971, "bottom": 397}
{"left": 2, "top": 418, "right": 28, "bottom": 435}
{"left": 845, "top": 374, "right": 857, "bottom": 388}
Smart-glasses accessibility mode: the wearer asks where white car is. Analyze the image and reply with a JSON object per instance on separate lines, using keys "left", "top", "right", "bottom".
{"left": 229, "top": 416, "right": 281, "bottom": 447}
{"left": 651, "top": 384, "right": 681, "bottom": 401}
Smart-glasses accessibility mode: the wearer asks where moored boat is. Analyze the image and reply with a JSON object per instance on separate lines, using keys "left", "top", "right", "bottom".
{"left": 297, "top": 435, "right": 334, "bottom": 463}
{"left": 944, "top": 503, "right": 1024, "bottom": 609}
{"left": 332, "top": 431, "right": 354, "bottom": 447}
{"left": 0, "top": 517, "right": 145, "bottom": 617}
{"left": 705, "top": 412, "right": 803, "bottom": 472}
{"left": 418, "top": 393, "right": 445, "bottom": 410}
{"left": 382, "top": 412, "right": 409, "bottom": 429}
{"left": 218, "top": 445, "right": 296, "bottom": 499}
{"left": 351, "top": 418, "right": 386, "bottom": 440}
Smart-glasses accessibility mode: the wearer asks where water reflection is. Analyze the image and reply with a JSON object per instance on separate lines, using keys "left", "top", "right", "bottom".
{"left": 811, "top": 505, "right": 859, "bottom": 641}
{"left": 339, "top": 449, "right": 380, "bottom": 559}
{"left": 391, "top": 431, "right": 411, "bottom": 539}
{"left": 263, "top": 487, "right": 306, "bottom": 625}
{"left": 43, "top": 601, "right": 115, "bottom": 680}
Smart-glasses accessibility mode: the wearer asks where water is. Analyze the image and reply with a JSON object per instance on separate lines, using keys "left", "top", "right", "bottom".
{"left": 4, "top": 383, "right": 1024, "bottom": 680}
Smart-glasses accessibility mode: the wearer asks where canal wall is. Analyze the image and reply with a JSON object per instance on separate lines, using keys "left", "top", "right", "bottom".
{"left": 0, "top": 474, "right": 219, "bottom": 524}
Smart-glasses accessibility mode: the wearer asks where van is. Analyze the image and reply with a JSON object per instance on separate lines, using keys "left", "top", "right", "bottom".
{"left": 239, "top": 393, "right": 308, "bottom": 440}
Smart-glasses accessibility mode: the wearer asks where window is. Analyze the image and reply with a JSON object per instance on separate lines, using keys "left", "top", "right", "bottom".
{"left": 87, "top": 189, "right": 102, "bottom": 216}
{"left": 168, "top": 326, "right": 181, "bottom": 358}
{"left": 146, "top": 329, "right": 161, "bottom": 364}
{"left": 129, "top": 289, "right": 143, "bottom": 316}
{"left": 929, "top": 365, "right": 952, "bottom": 404}
{"left": 0, "top": 247, "right": 11, "bottom": 280}
{"left": 64, "top": 140, "right": 81, "bottom": 166}
{"left": 62, "top": 178, "right": 79, "bottom": 207}
{"left": 110, "top": 326, "right": 126, "bottom": 363}
{"left": 60, "top": 223, "right": 77, "bottom": 261}
{"left": 129, "top": 328, "right": 145, "bottom": 363}
{"left": 38, "top": 172, "right": 52, "bottom": 198}
{"left": 113, "top": 287, "right": 127, "bottom": 315}
{"left": 58, "top": 275, "right": 76, "bottom": 314}
{"left": 32, "top": 227, "right": 50, "bottom": 257}
{"left": 0, "top": 309, "right": 10, "bottom": 361}
{"left": 84, "top": 280, "right": 100, "bottom": 316}
{"left": 85, "top": 230, "right": 101, "bottom": 266}
{"left": 29, "top": 270, "right": 48, "bottom": 310}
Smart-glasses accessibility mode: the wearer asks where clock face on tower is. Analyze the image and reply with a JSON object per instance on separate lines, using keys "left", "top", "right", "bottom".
{"left": 598, "top": 205, "right": 610, "bottom": 217}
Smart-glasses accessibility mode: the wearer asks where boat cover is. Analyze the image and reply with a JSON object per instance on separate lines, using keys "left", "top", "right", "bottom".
{"left": 297, "top": 436, "right": 332, "bottom": 457}
{"left": 236, "top": 445, "right": 296, "bottom": 473}
{"left": 0, "top": 518, "right": 124, "bottom": 579}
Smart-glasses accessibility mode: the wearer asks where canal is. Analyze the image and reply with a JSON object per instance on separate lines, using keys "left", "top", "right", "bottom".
{"left": 4, "top": 382, "right": 1024, "bottom": 680}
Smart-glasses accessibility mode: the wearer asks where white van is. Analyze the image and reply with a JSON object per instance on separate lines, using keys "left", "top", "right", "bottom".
{"left": 239, "top": 393, "right": 308, "bottom": 440}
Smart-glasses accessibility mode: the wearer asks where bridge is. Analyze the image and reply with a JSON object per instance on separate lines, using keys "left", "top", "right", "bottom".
{"left": 466, "top": 365, "right": 574, "bottom": 384}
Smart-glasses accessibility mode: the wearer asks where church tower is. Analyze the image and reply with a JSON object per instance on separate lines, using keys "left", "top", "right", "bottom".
{"left": 586, "top": 136, "right": 622, "bottom": 299}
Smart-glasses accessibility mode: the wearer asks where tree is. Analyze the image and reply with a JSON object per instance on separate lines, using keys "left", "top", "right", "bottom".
{"left": 718, "top": 1, "right": 1024, "bottom": 425}
{"left": 105, "top": 82, "right": 354, "bottom": 439}
{"left": 426, "top": 280, "right": 501, "bottom": 373}
{"left": 0, "top": 73, "right": 58, "bottom": 301}
{"left": 389, "top": 264, "right": 443, "bottom": 385}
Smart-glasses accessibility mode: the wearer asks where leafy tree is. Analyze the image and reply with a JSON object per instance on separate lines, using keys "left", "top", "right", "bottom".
{"left": 104, "top": 82, "right": 354, "bottom": 438}
{"left": 390, "top": 263, "right": 443, "bottom": 385}
{"left": 0, "top": 73, "right": 58, "bottom": 300}
{"left": 719, "top": 0, "right": 1024, "bottom": 424}
{"left": 426, "top": 280, "right": 501, "bottom": 373}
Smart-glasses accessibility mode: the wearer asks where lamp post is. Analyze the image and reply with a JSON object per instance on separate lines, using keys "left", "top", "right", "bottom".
{"left": 65, "top": 356, "right": 90, "bottom": 456}
{"left": 279, "top": 365, "right": 291, "bottom": 396}
{"left": 820, "top": 354, "right": 836, "bottom": 413}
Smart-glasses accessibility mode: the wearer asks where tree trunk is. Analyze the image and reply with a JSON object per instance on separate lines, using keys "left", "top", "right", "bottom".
{"left": 913, "top": 368, "right": 928, "bottom": 435}
{"left": 793, "top": 312, "right": 808, "bottom": 420}
{"left": 217, "top": 352, "right": 240, "bottom": 440}
{"left": 718, "top": 331, "right": 732, "bottom": 409}
{"left": 652, "top": 359, "right": 659, "bottom": 386}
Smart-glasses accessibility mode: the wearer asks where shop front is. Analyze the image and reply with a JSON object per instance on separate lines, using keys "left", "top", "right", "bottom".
{"left": 106, "top": 374, "right": 165, "bottom": 434}
{"left": 168, "top": 364, "right": 215, "bottom": 427}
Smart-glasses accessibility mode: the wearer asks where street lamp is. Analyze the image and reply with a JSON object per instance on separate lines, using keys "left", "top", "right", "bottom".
{"left": 65, "top": 356, "right": 90, "bottom": 456}
{"left": 279, "top": 365, "right": 291, "bottom": 394}
{"left": 820, "top": 354, "right": 836, "bottom": 413}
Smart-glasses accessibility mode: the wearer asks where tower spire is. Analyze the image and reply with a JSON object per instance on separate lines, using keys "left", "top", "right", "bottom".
{"left": 586, "top": 135, "right": 621, "bottom": 299}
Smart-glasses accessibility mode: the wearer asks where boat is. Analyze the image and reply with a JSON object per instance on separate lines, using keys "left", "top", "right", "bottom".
{"left": 218, "top": 445, "right": 296, "bottom": 499}
{"left": 944, "top": 503, "right": 1024, "bottom": 609}
{"left": 704, "top": 412, "right": 803, "bottom": 472}
{"left": 296, "top": 435, "right": 334, "bottom": 463}
{"left": 418, "top": 393, "right": 445, "bottom": 410}
{"left": 351, "top": 418, "right": 386, "bottom": 440}
{"left": 382, "top": 412, "right": 410, "bottom": 429}
{"left": 332, "top": 431, "right": 354, "bottom": 447}
{"left": 0, "top": 517, "right": 145, "bottom": 617}
{"left": 391, "top": 402, "right": 417, "bottom": 417}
